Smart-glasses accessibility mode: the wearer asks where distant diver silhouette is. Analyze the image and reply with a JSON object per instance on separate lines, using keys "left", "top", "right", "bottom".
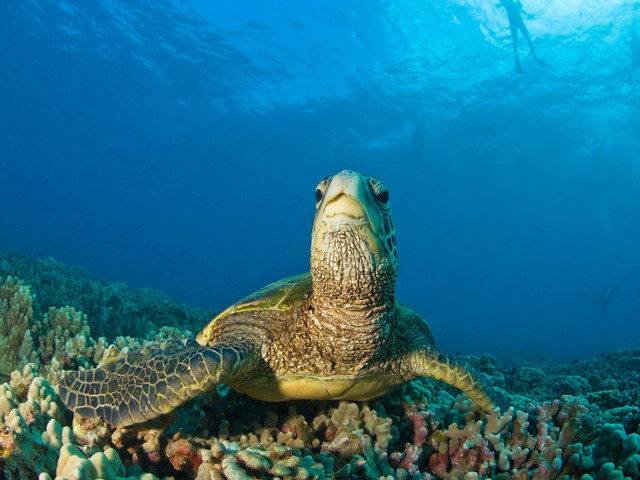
{"left": 581, "top": 281, "right": 621, "bottom": 314}
{"left": 497, "top": 0, "right": 546, "bottom": 73}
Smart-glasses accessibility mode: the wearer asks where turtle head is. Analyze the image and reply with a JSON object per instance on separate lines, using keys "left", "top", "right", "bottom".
{"left": 310, "top": 170, "right": 398, "bottom": 311}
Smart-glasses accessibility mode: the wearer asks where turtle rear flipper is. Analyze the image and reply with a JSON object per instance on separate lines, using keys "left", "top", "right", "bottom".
{"left": 59, "top": 339, "right": 253, "bottom": 428}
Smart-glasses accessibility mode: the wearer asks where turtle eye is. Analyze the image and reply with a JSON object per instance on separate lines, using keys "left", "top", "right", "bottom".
{"left": 369, "top": 179, "right": 390, "bottom": 205}
{"left": 376, "top": 189, "right": 389, "bottom": 204}
{"left": 315, "top": 178, "right": 329, "bottom": 206}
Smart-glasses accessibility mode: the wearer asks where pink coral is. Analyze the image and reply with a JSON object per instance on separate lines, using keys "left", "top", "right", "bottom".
{"left": 166, "top": 433, "right": 202, "bottom": 474}
{"left": 428, "top": 450, "right": 450, "bottom": 477}
{"left": 391, "top": 443, "right": 422, "bottom": 475}
{"left": 406, "top": 404, "right": 438, "bottom": 447}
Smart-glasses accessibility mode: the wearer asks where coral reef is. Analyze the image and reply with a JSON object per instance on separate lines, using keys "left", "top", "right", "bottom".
{"left": 491, "top": 350, "right": 640, "bottom": 410}
{"left": 0, "top": 365, "right": 65, "bottom": 479}
{"left": 0, "top": 277, "right": 111, "bottom": 385}
{"left": 0, "top": 252, "right": 214, "bottom": 340}
{"left": 0, "top": 277, "right": 35, "bottom": 377}
{"left": 1, "top": 254, "right": 640, "bottom": 480}
{"left": 0, "top": 270, "right": 199, "bottom": 387}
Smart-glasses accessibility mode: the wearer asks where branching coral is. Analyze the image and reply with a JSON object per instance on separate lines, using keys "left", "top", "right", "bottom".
{"left": 0, "top": 365, "right": 162, "bottom": 480}
{"left": 0, "top": 277, "right": 110, "bottom": 385}
{"left": 34, "top": 306, "right": 110, "bottom": 385}
{"left": 3, "top": 258, "right": 640, "bottom": 480}
{"left": 0, "top": 367, "right": 67, "bottom": 478}
{"left": 49, "top": 368, "right": 640, "bottom": 480}
{"left": 0, "top": 252, "right": 213, "bottom": 340}
{"left": 0, "top": 278, "right": 37, "bottom": 377}
{"left": 313, "top": 401, "right": 395, "bottom": 458}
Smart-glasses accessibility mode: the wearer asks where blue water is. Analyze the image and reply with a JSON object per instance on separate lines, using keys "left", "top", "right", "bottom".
{"left": 1, "top": 0, "right": 639, "bottom": 360}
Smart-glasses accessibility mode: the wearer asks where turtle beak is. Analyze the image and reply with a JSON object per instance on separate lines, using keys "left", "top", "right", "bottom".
{"left": 311, "top": 170, "right": 386, "bottom": 261}
{"left": 317, "top": 170, "right": 369, "bottom": 225}
{"left": 323, "top": 194, "right": 367, "bottom": 225}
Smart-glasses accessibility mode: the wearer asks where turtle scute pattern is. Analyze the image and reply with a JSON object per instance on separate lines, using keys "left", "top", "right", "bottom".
{"left": 58, "top": 339, "right": 251, "bottom": 428}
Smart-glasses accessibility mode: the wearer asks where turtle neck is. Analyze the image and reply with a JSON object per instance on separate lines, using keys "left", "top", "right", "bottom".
{"left": 308, "top": 226, "right": 396, "bottom": 355}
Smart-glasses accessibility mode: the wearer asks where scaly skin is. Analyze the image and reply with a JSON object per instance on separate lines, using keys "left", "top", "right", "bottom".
{"left": 58, "top": 339, "right": 259, "bottom": 428}
{"left": 59, "top": 170, "right": 496, "bottom": 428}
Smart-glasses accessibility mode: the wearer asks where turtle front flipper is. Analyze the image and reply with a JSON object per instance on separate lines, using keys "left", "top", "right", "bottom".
{"left": 410, "top": 349, "right": 496, "bottom": 412}
{"left": 59, "top": 339, "right": 256, "bottom": 428}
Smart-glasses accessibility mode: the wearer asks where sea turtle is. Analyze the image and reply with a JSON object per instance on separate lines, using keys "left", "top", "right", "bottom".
{"left": 59, "top": 170, "right": 495, "bottom": 428}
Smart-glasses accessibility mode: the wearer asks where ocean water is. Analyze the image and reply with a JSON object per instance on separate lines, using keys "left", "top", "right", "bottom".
{"left": 1, "top": 0, "right": 639, "bottom": 361}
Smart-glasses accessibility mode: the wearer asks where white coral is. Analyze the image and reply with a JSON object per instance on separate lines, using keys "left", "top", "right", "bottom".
{"left": 55, "top": 444, "right": 161, "bottom": 480}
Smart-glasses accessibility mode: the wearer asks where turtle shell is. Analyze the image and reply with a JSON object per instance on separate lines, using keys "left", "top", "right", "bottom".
{"left": 196, "top": 272, "right": 312, "bottom": 345}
